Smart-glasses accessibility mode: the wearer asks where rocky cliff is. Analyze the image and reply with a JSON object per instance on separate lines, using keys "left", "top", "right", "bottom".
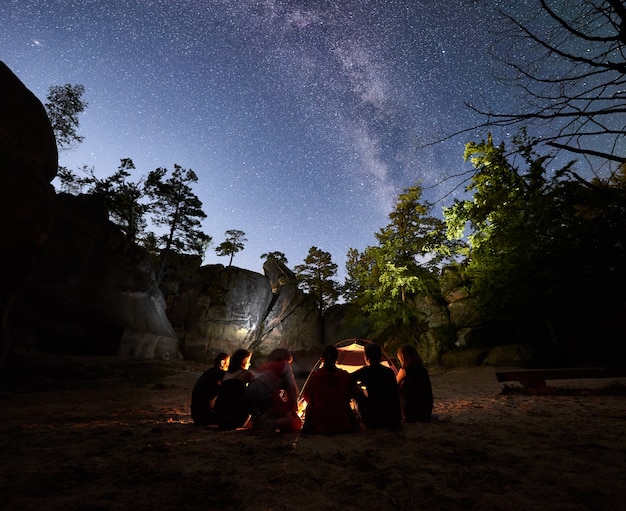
{"left": 0, "top": 61, "right": 58, "bottom": 370}
{"left": 14, "top": 193, "right": 180, "bottom": 360}
{"left": 163, "top": 257, "right": 323, "bottom": 363}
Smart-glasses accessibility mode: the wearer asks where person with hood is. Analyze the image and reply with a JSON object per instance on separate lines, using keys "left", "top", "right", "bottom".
{"left": 243, "top": 348, "right": 301, "bottom": 434}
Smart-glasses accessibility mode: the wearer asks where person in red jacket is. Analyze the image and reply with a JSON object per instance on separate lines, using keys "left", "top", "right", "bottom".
{"left": 243, "top": 349, "right": 302, "bottom": 434}
{"left": 302, "top": 345, "right": 360, "bottom": 435}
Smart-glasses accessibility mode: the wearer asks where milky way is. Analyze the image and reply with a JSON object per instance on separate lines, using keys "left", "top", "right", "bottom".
{"left": 2, "top": 0, "right": 510, "bottom": 277}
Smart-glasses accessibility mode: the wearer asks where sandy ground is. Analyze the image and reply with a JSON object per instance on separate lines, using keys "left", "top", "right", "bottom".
{"left": 1, "top": 354, "right": 625, "bottom": 511}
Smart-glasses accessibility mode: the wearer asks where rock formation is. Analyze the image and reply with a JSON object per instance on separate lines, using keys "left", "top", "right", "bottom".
{"left": 14, "top": 193, "right": 180, "bottom": 360}
{"left": 0, "top": 61, "right": 58, "bottom": 371}
{"left": 256, "top": 279, "right": 322, "bottom": 354}
{"left": 165, "top": 260, "right": 323, "bottom": 363}
{"left": 166, "top": 264, "right": 274, "bottom": 361}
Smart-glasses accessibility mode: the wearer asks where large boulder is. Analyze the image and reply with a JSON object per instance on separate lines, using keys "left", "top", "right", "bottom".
{"left": 0, "top": 61, "right": 58, "bottom": 370}
{"left": 167, "top": 265, "right": 275, "bottom": 361}
{"left": 165, "top": 263, "right": 324, "bottom": 363}
{"left": 15, "top": 193, "right": 179, "bottom": 359}
{"left": 257, "top": 282, "right": 322, "bottom": 355}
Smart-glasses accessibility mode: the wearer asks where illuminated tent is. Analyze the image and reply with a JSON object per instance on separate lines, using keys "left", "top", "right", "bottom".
{"left": 298, "top": 338, "right": 398, "bottom": 407}
{"left": 333, "top": 338, "right": 398, "bottom": 374}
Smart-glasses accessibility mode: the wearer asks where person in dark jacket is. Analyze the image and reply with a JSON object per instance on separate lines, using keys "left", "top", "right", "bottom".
{"left": 396, "top": 345, "right": 434, "bottom": 422}
{"left": 213, "top": 348, "right": 254, "bottom": 430}
{"left": 190, "top": 352, "right": 229, "bottom": 426}
{"left": 352, "top": 343, "right": 402, "bottom": 430}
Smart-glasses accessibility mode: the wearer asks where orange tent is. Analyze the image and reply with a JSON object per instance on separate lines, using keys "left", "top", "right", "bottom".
{"left": 333, "top": 338, "right": 398, "bottom": 374}
{"left": 298, "top": 338, "right": 398, "bottom": 411}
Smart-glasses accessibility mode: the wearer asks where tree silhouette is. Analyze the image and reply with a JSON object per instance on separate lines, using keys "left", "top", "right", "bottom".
{"left": 481, "top": 0, "right": 626, "bottom": 165}
{"left": 260, "top": 251, "right": 288, "bottom": 265}
{"left": 145, "top": 164, "right": 211, "bottom": 282}
{"left": 77, "top": 158, "right": 148, "bottom": 246}
{"left": 44, "top": 84, "right": 87, "bottom": 149}
{"left": 423, "top": 1, "right": 626, "bottom": 175}
{"left": 294, "top": 247, "right": 340, "bottom": 313}
{"left": 215, "top": 229, "right": 247, "bottom": 266}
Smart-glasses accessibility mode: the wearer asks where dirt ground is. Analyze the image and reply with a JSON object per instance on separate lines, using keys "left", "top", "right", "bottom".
{"left": 1, "top": 352, "right": 625, "bottom": 511}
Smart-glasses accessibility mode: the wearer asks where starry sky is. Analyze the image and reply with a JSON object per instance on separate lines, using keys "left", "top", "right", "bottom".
{"left": 2, "top": 0, "right": 519, "bottom": 278}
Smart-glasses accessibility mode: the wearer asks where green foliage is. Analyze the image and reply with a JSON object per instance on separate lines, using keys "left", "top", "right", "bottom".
{"left": 343, "top": 247, "right": 376, "bottom": 303}
{"left": 445, "top": 134, "right": 558, "bottom": 321}
{"left": 376, "top": 186, "right": 458, "bottom": 271}
{"left": 215, "top": 229, "right": 247, "bottom": 266}
{"left": 45, "top": 84, "right": 87, "bottom": 149}
{"left": 345, "top": 185, "right": 460, "bottom": 328}
{"left": 446, "top": 131, "right": 626, "bottom": 351}
{"left": 294, "top": 246, "right": 340, "bottom": 312}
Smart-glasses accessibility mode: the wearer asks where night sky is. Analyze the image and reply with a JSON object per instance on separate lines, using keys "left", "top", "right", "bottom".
{"left": 2, "top": 0, "right": 520, "bottom": 277}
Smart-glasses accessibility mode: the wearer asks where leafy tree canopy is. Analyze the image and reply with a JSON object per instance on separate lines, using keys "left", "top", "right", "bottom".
{"left": 445, "top": 132, "right": 626, "bottom": 345}
{"left": 345, "top": 185, "right": 461, "bottom": 327}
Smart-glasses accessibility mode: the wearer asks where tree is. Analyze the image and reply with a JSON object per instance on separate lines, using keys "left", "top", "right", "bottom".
{"left": 85, "top": 159, "right": 149, "bottom": 245}
{"left": 44, "top": 84, "right": 87, "bottom": 149}
{"left": 55, "top": 159, "right": 149, "bottom": 246}
{"left": 348, "top": 186, "right": 459, "bottom": 315}
{"left": 215, "top": 230, "right": 247, "bottom": 266}
{"left": 375, "top": 186, "right": 459, "bottom": 274}
{"left": 56, "top": 165, "right": 90, "bottom": 194}
{"left": 343, "top": 247, "right": 376, "bottom": 303}
{"left": 445, "top": 132, "right": 626, "bottom": 354}
{"left": 260, "top": 251, "right": 288, "bottom": 265}
{"left": 144, "top": 164, "right": 212, "bottom": 282}
{"left": 445, "top": 133, "right": 562, "bottom": 323}
{"left": 478, "top": 0, "right": 626, "bottom": 165}
{"left": 294, "top": 247, "right": 340, "bottom": 313}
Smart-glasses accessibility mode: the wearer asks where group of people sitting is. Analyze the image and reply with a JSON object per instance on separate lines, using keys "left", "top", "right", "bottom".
{"left": 190, "top": 347, "right": 302, "bottom": 434}
{"left": 190, "top": 342, "right": 433, "bottom": 435}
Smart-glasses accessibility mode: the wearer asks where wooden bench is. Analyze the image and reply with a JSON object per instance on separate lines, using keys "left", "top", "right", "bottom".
{"left": 496, "top": 367, "right": 626, "bottom": 388}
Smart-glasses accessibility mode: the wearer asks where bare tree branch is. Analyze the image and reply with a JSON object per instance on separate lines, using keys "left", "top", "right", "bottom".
{"left": 425, "top": 1, "right": 626, "bottom": 165}
{"left": 547, "top": 141, "right": 626, "bottom": 162}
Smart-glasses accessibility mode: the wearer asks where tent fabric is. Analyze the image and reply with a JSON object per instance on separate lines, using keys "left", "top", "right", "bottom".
{"left": 335, "top": 338, "right": 398, "bottom": 374}
{"left": 299, "top": 339, "right": 397, "bottom": 400}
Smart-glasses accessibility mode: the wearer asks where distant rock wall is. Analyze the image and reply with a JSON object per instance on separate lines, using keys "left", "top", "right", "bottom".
{"left": 0, "top": 58, "right": 520, "bottom": 368}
